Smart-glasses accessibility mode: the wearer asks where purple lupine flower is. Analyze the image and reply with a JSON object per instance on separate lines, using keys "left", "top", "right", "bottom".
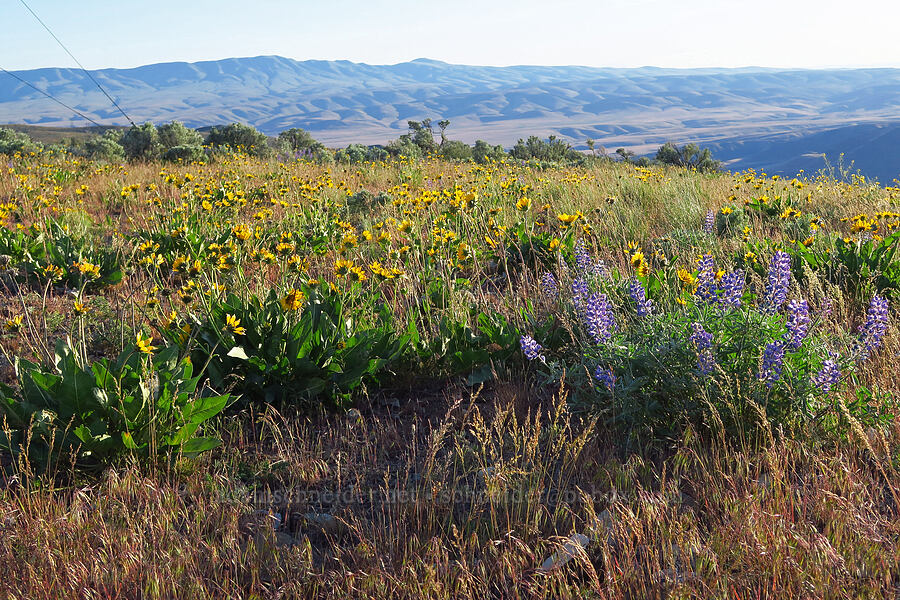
{"left": 784, "top": 299, "right": 810, "bottom": 350}
{"left": 759, "top": 341, "right": 786, "bottom": 388}
{"left": 821, "top": 297, "right": 833, "bottom": 317}
{"left": 697, "top": 351, "right": 717, "bottom": 375}
{"left": 696, "top": 254, "right": 717, "bottom": 304}
{"left": 718, "top": 269, "right": 745, "bottom": 309}
{"left": 574, "top": 239, "right": 592, "bottom": 274}
{"left": 762, "top": 251, "right": 791, "bottom": 314}
{"left": 689, "top": 322, "right": 713, "bottom": 350}
{"left": 628, "top": 277, "right": 653, "bottom": 317}
{"left": 594, "top": 365, "right": 616, "bottom": 391}
{"left": 571, "top": 278, "right": 589, "bottom": 306}
{"left": 812, "top": 354, "right": 841, "bottom": 393}
{"left": 540, "top": 272, "right": 559, "bottom": 299}
{"left": 689, "top": 322, "right": 716, "bottom": 374}
{"left": 859, "top": 294, "right": 889, "bottom": 359}
{"left": 593, "top": 260, "right": 609, "bottom": 279}
{"left": 703, "top": 209, "right": 715, "bottom": 235}
{"left": 520, "top": 335, "right": 545, "bottom": 363}
{"left": 583, "top": 292, "right": 616, "bottom": 343}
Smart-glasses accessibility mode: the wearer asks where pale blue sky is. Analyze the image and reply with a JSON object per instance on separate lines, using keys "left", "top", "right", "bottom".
{"left": 2, "top": 0, "right": 898, "bottom": 71}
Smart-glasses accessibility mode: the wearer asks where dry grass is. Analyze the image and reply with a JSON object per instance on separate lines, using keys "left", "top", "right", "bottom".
{"left": 2, "top": 382, "right": 898, "bottom": 599}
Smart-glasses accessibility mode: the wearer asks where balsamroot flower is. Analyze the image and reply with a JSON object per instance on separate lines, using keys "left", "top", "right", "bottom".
{"left": 762, "top": 251, "right": 791, "bottom": 313}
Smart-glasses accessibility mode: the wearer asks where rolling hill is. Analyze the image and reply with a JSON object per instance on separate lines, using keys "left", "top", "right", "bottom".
{"left": 3, "top": 56, "right": 900, "bottom": 181}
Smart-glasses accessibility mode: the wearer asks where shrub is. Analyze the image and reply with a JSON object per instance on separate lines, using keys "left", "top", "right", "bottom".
{"left": 439, "top": 140, "right": 473, "bottom": 162}
{"left": 121, "top": 122, "right": 162, "bottom": 161}
{"left": 472, "top": 139, "right": 506, "bottom": 164}
{"left": 83, "top": 131, "right": 124, "bottom": 162}
{"left": 205, "top": 123, "right": 271, "bottom": 157}
{"left": 163, "top": 144, "right": 204, "bottom": 163}
{"left": 157, "top": 121, "right": 203, "bottom": 149}
{"left": 276, "top": 127, "right": 322, "bottom": 153}
{"left": 0, "top": 127, "right": 42, "bottom": 155}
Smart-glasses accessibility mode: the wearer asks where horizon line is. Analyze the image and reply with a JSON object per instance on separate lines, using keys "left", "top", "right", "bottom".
{"left": 9, "top": 54, "right": 900, "bottom": 73}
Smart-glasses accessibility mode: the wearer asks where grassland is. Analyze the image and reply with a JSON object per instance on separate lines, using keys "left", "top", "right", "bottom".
{"left": 0, "top": 149, "right": 898, "bottom": 598}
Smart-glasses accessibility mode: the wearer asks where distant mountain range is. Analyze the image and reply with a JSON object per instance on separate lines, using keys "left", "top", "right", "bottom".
{"left": 3, "top": 56, "right": 900, "bottom": 182}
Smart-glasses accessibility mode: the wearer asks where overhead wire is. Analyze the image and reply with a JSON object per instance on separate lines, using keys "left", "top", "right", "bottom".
{"left": 1, "top": 66, "right": 105, "bottom": 128}
{"left": 17, "top": 0, "right": 136, "bottom": 127}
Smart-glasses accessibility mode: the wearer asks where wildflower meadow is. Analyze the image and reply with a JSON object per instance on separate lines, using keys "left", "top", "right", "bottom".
{"left": 0, "top": 135, "right": 898, "bottom": 598}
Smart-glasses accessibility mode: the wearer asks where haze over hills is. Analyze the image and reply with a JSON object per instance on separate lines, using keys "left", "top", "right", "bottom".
{"left": 3, "top": 55, "right": 900, "bottom": 182}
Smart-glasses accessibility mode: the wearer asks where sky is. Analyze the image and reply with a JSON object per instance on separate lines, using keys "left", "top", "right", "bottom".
{"left": 2, "top": 0, "right": 899, "bottom": 71}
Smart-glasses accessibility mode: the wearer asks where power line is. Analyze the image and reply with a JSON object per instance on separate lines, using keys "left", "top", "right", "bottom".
{"left": 1, "top": 67, "right": 105, "bottom": 128}
{"left": 18, "top": 0, "right": 136, "bottom": 127}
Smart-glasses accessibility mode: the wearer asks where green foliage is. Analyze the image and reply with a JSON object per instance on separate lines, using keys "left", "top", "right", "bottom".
{"left": 439, "top": 140, "right": 473, "bottom": 162}
{"left": 83, "top": 131, "right": 125, "bottom": 162}
{"left": 335, "top": 143, "right": 384, "bottom": 164}
{"left": 0, "top": 127, "right": 43, "bottom": 155}
{"left": 655, "top": 142, "right": 721, "bottom": 172}
{"left": 509, "top": 135, "right": 579, "bottom": 163}
{"left": 121, "top": 122, "right": 162, "bottom": 161}
{"left": 792, "top": 231, "right": 900, "bottom": 300}
{"left": 0, "top": 221, "right": 123, "bottom": 291}
{"left": 205, "top": 123, "right": 271, "bottom": 157}
{"left": 385, "top": 137, "right": 423, "bottom": 160}
{"left": 166, "top": 286, "right": 409, "bottom": 410}
{"left": 425, "top": 311, "right": 521, "bottom": 385}
{"left": 0, "top": 339, "right": 230, "bottom": 472}
{"left": 472, "top": 139, "right": 506, "bottom": 164}
{"left": 26, "top": 221, "right": 123, "bottom": 290}
{"left": 276, "top": 127, "right": 323, "bottom": 154}
{"left": 163, "top": 145, "right": 205, "bottom": 163}
{"left": 157, "top": 121, "right": 203, "bottom": 149}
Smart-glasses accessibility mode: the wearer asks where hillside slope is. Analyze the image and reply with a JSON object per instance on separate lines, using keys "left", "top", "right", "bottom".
{"left": 3, "top": 56, "right": 900, "bottom": 180}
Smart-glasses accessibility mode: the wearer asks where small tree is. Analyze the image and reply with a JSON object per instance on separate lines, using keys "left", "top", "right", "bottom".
{"left": 438, "top": 119, "right": 450, "bottom": 145}
{"left": 121, "top": 122, "right": 161, "bottom": 161}
{"left": 277, "top": 127, "right": 323, "bottom": 154}
{"left": 402, "top": 120, "right": 438, "bottom": 154}
{"left": 655, "top": 142, "right": 721, "bottom": 172}
{"left": 615, "top": 147, "right": 635, "bottom": 162}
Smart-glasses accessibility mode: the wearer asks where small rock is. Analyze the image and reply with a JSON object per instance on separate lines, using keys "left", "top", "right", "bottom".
{"left": 537, "top": 532, "right": 591, "bottom": 573}
{"left": 304, "top": 511, "right": 339, "bottom": 534}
